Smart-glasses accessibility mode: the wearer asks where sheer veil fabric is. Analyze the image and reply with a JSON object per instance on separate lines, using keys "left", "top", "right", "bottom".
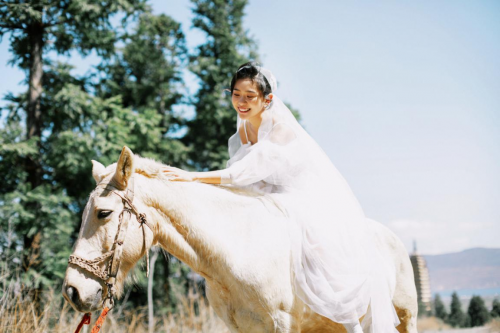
{"left": 219, "top": 68, "right": 400, "bottom": 332}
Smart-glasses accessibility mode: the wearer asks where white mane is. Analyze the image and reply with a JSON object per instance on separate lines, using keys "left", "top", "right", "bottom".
{"left": 98, "top": 156, "right": 261, "bottom": 200}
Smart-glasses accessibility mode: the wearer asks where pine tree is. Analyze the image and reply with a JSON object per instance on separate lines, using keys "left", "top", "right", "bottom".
{"left": 95, "top": 9, "right": 189, "bottom": 165}
{"left": 434, "top": 294, "right": 448, "bottom": 322}
{"left": 492, "top": 298, "right": 500, "bottom": 318}
{"left": 94, "top": 8, "right": 190, "bottom": 308}
{"left": 0, "top": 3, "right": 188, "bottom": 313}
{"left": 467, "top": 295, "right": 490, "bottom": 327}
{"left": 185, "top": 0, "right": 258, "bottom": 170}
{"left": 0, "top": 0, "right": 146, "bottom": 283}
{"left": 418, "top": 300, "right": 430, "bottom": 317}
{"left": 447, "top": 292, "right": 466, "bottom": 327}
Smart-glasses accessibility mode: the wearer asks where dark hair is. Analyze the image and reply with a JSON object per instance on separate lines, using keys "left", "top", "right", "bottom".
{"left": 230, "top": 61, "right": 272, "bottom": 97}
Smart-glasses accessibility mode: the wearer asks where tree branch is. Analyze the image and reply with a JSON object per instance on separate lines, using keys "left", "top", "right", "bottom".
{"left": 44, "top": 17, "right": 69, "bottom": 28}
{"left": 0, "top": 23, "right": 25, "bottom": 30}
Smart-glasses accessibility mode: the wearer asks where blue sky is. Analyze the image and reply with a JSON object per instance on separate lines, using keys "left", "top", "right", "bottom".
{"left": 1, "top": 0, "right": 499, "bottom": 255}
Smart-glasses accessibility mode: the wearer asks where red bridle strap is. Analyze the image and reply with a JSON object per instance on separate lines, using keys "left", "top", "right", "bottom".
{"left": 74, "top": 313, "right": 90, "bottom": 333}
{"left": 91, "top": 307, "right": 110, "bottom": 333}
{"left": 74, "top": 307, "right": 110, "bottom": 333}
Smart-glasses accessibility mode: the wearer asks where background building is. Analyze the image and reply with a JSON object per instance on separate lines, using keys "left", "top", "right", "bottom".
{"left": 410, "top": 241, "right": 432, "bottom": 313}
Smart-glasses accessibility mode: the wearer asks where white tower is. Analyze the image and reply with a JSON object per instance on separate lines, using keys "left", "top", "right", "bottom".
{"left": 410, "top": 240, "right": 432, "bottom": 313}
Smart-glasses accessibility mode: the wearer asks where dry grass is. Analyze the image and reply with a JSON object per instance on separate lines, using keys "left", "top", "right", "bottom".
{"left": 0, "top": 281, "right": 229, "bottom": 333}
{"left": 489, "top": 318, "right": 500, "bottom": 333}
{"left": 417, "top": 316, "right": 452, "bottom": 331}
{"left": 418, "top": 317, "right": 500, "bottom": 333}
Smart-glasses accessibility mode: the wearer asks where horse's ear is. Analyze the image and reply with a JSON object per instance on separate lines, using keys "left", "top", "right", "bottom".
{"left": 91, "top": 160, "right": 106, "bottom": 184}
{"left": 113, "top": 146, "right": 135, "bottom": 190}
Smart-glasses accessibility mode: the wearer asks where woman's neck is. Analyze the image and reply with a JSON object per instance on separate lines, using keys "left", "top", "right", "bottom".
{"left": 246, "top": 110, "right": 265, "bottom": 133}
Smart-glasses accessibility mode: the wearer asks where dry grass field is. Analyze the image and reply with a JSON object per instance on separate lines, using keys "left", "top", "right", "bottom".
{"left": 0, "top": 283, "right": 229, "bottom": 333}
{"left": 418, "top": 317, "right": 500, "bottom": 333}
{"left": 1, "top": 280, "right": 499, "bottom": 333}
{"left": 418, "top": 316, "right": 453, "bottom": 331}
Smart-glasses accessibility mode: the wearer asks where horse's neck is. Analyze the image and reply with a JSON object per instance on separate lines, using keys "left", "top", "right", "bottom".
{"left": 140, "top": 178, "right": 250, "bottom": 279}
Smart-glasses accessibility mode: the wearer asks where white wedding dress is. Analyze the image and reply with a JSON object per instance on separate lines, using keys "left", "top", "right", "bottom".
{"left": 219, "top": 71, "right": 400, "bottom": 332}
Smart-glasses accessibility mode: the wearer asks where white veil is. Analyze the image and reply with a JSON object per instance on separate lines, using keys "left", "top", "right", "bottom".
{"left": 222, "top": 66, "right": 400, "bottom": 332}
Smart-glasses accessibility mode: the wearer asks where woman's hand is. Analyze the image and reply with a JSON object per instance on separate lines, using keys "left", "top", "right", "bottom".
{"left": 162, "top": 167, "right": 223, "bottom": 184}
{"left": 162, "top": 166, "right": 195, "bottom": 182}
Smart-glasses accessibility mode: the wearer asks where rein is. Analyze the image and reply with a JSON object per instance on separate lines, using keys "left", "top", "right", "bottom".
{"left": 69, "top": 176, "right": 152, "bottom": 332}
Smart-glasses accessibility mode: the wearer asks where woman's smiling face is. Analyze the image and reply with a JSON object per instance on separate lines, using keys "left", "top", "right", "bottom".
{"left": 231, "top": 78, "right": 269, "bottom": 121}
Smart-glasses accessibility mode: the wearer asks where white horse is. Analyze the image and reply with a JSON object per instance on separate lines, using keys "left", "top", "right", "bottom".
{"left": 62, "top": 147, "right": 418, "bottom": 332}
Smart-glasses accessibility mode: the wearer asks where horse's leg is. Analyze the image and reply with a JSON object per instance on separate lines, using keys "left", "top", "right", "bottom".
{"left": 205, "top": 285, "right": 241, "bottom": 333}
{"left": 300, "top": 307, "right": 347, "bottom": 333}
{"left": 274, "top": 311, "right": 300, "bottom": 333}
{"left": 394, "top": 304, "right": 418, "bottom": 333}
{"left": 370, "top": 219, "right": 418, "bottom": 333}
{"left": 269, "top": 295, "right": 304, "bottom": 333}
{"left": 392, "top": 241, "right": 419, "bottom": 333}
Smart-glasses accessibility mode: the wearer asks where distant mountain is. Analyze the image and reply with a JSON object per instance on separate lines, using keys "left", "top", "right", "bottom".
{"left": 422, "top": 247, "right": 500, "bottom": 293}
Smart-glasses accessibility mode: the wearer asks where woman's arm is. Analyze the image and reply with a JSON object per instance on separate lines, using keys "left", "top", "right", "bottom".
{"left": 162, "top": 166, "right": 222, "bottom": 184}
{"left": 163, "top": 123, "right": 297, "bottom": 186}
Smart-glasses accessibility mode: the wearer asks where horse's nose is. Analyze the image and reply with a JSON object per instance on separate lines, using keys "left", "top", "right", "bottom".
{"left": 63, "top": 282, "right": 103, "bottom": 312}
{"left": 64, "top": 285, "right": 81, "bottom": 308}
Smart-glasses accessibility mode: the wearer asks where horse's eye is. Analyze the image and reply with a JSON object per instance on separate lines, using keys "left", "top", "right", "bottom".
{"left": 97, "top": 210, "right": 113, "bottom": 219}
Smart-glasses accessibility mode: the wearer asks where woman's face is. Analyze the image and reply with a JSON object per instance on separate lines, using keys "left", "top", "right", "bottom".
{"left": 231, "top": 78, "right": 270, "bottom": 121}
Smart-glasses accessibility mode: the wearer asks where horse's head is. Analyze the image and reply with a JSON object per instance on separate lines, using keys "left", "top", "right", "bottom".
{"left": 62, "top": 147, "right": 155, "bottom": 312}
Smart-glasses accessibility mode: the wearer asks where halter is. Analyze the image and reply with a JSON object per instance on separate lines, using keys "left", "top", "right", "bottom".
{"left": 68, "top": 175, "right": 153, "bottom": 310}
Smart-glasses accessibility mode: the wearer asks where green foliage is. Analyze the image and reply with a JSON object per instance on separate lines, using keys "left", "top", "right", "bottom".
{"left": 185, "top": 0, "right": 258, "bottom": 170}
{"left": 0, "top": 0, "right": 150, "bottom": 294}
{"left": 0, "top": 0, "right": 146, "bottom": 68}
{"left": 463, "top": 314, "right": 472, "bottom": 328}
{"left": 0, "top": 181, "right": 74, "bottom": 287}
{"left": 94, "top": 9, "right": 189, "bottom": 166}
{"left": 447, "top": 292, "right": 466, "bottom": 327}
{"left": 418, "top": 300, "right": 430, "bottom": 317}
{"left": 433, "top": 294, "right": 448, "bottom": 322}
{"left": 492, "top": 298, "right": 500, "bottom": 318}
{"left": 467, "top": 295, "right": 490, "bottom": 327}
{"left": 0, "top": 120, "right": 37, "bottom": 193}
{"left": 0, "top": 0, "right": 187, "bottom": 303}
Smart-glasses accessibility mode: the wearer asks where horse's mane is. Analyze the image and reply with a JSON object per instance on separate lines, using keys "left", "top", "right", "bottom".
{"left": 95, "top": 155, "right": 260, "bottom": 200}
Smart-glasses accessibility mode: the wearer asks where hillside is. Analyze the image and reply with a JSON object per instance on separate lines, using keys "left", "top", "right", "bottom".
{"left": 423, "top": 247, "right": 500, "bottom": 293}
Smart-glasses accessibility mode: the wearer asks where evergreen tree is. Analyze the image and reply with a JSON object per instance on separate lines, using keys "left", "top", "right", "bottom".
{"left": 95, "top": 10, "right": 189, "bottom": 165}
{"left": 0, "top": 3, "right": 190, "bottom": 315}
{"left": 447, "top": 292, "right": 466, "bottom": 327}
{"left": 185, "top": 0, "right": 258, "bottom": 170}
{"left": 0, "top": 0, "right": 146, "bottom": 283}
{"left": 467, "top": 295, "right": 490, "bottom": 327}
{"left": 418, "top": 300, "right": 430, "bottom": 317}
{"left": 492, "top": 298, "right": 500, "bottom": 318}
{"left": 0, "top": 62, "right": 162, "bottom": 287}
{"left": 433, "top": 294, "right": 448, "bottom": 321}
{"left": 94, "top": 9, "right": 190, "bottom": 308}
{"left": 463, "top": 314, "right": 472, "bottom": 328}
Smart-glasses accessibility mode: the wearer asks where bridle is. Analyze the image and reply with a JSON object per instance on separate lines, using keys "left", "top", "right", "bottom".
{"left": 68, "top": 175, "right": 153, "bottom": 310}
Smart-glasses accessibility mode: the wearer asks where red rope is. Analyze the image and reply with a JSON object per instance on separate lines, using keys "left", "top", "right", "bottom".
{"left": 74, "top": 313, "right": 91, "bottom": 333}
{"left": 74, "top": 307, "right": 110, "bottom": 333}
{"left": 90, "top": 307, "right": 110, "bottom": 333}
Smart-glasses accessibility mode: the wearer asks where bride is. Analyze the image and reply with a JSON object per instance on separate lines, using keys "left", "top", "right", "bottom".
{"left": 162, "top": 62, "right": 400, "bottom": 333}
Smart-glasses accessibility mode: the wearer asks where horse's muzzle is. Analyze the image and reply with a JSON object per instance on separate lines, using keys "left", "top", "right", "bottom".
{"left": 62, "top": 282, "right": 102, "bottom": 313}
